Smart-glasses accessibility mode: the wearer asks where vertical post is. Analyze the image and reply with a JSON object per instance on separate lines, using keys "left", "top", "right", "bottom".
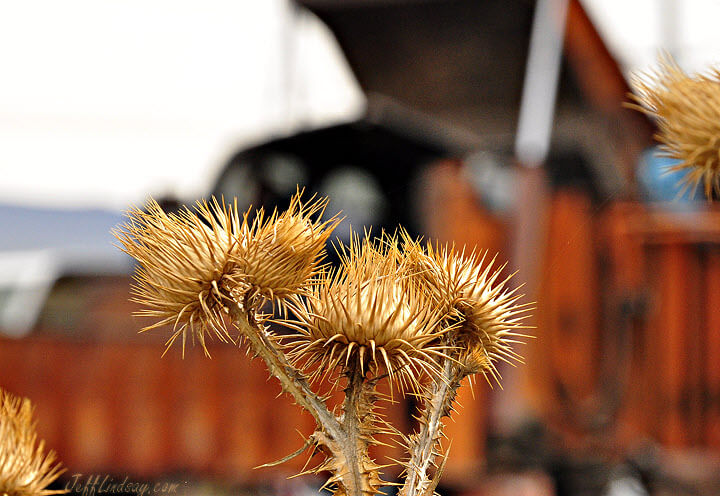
{"left": 515, "top": 0, "right": 570, "bottom": 170}
{"left": 705, "top": 247, "right": 720, "bottom": 448}
{"left": 660, "top": 0, "right": 679, "bottom": 61}
{"left": 492, "top": 0, "right": 569, "bottom": 433}
{"left": 657, "top": 243, "right": 690, "bottom": 446}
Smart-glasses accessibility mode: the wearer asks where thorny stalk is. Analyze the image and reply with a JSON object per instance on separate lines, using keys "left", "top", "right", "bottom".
{"left": 335, "top": 364, "right": 385, "bottom": 496}
{"left": 228, "top": 297, "right": 379, "bottom": 496}
{"left": 342, "top": 366, "right": 369, "bottom": 496}
{"left": 227, "top": 299, "right": 341, "bottom": 436}
{"left": 400, "top": 358, "right": 466, "bottom": 496}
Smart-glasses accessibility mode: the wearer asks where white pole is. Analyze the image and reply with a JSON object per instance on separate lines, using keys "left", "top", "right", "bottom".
{"left": 515, "top": 0, "right": 570, "bottom": 168}
{"left": 494, "top": 0, "right": 570, "bottom": 434}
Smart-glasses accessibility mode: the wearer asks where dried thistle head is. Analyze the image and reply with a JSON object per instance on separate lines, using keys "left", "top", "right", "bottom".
{"left": 233, "top": 193, "right": 339, "bottom": 304}
{"left": 403, "top": 239, "right": 531, "bottom": 381}
{"left": 284, "top": 235, "right": 447, "bottom": 390}
{"left": 629, "top": 55, "right": 720, "bottom": 199}
{"left": 115, "top": 192, "right": 337, "bottom": 356}
{"left": 115, "top": 198, "right": 242, "bottom": 356}
{"left": 0, "top": 389, "right": 65, "bottom": 496}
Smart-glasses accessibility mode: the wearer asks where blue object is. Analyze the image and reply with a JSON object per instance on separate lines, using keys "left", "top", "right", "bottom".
{"left": 637, "top": 146, "right": 701, "bottom": 205}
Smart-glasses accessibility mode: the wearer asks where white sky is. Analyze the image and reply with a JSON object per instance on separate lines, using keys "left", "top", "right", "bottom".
{"left": 0, "top": 0, "right": 365, "bottom": 210}
{"left": 2, "top": 1, "right": 720, "bottom": 210}
{"left": 582, "top": 0, "right": 720, "bottom": 77}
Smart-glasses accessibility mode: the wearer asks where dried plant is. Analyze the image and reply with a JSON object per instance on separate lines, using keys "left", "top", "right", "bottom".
{"left": 114, "top": 194, "right": 338, "bottom": 356}
{"left": 398, "top": 239, "right": 531, "bottom": 496}
{"left": 402, "top": 238, "right": 530, "bottom": 381}
{"left": 628, "top": 55, "right": 720, "bottom": 199}
{"left": 283, "top": 235, "right": 448, "bottom": 390}
{"left": 0, "top": 389, "right": 66, "bottom": 496}
{"left": 115, "top": 191, "right": 530, "bottom": 496}
{"left": 233, "top": 194, "right": 339, "bottom": 302}
{"left": 114, "top": 198, "right": 242, "bottom": 355}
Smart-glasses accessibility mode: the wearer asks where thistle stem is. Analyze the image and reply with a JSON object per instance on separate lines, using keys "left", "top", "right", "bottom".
{"left": 229, "top": 301, "right": 383, "bottom": 496}
{"left": 400, "top": 359, "right": 465, "bottom": 496}
{"left": 228, "top": 301, "right": 343, "bottom": 441}
{"left": 340, "top": 364, "right": 372, "bottom": 496}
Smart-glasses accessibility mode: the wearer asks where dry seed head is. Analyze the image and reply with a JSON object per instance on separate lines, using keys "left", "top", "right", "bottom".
{"left": 284, "top": 235, "right": 447, "bottom": 390}
{"left": 629, "top": 55, "right": 720, "bottom": 199}
{"left": 404, "top": 239, "right": 531, "bottom": 380}
{"left": 0, "top": 389, "right": 65, "bottom": 496}
{"left": 233, "top": 193, "right": 339, "bottom": 303}
{"left": 115, "top": 192, "right": 337, "bottom": 356}
{"left": 114, "top": 198, "right": 241, "bottom": 356}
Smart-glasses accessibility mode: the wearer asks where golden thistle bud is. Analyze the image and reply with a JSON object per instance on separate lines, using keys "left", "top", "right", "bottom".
{"left": 284, "top": 235, "right": 447, "bottom": 390}
{"left": 115, "top": 192, "right": 337, "bottom": 356}
{"left": 403, "top": 240, "right": 531, "bottom": 380}
{"left": 115, "top": 198, "right": 242, "bottom": 356}
{"left": 629, "top": 56, "right": 720, "bottom": 199}
{"left": 0, "top": 389, "right": 65, "bottom": 496}
{"left": 232, "top": 193, "right": 339, "bottom": 304}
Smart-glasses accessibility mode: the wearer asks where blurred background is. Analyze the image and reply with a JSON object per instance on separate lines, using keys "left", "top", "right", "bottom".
{"left": 2, "top": 0, "right": 720, "bottom": 495}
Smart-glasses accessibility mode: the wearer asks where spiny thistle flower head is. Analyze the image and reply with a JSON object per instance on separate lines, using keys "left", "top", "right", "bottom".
{"left": 0, "top": 389, "right": 65, "bottom": 496}
{"left": 115, "top": 192, "right": 337, "bottom": 356}
{"left": 233, "top": 193, "right": 339, "bottom": 303}
{"left": 115, "top": 198, "right": 242, "bottom": 356}
{"left": 629, "top": 56, "right": 720, "bottom": 199}
{"left": 284, "top": 234, "right": 448, "bottom": 390}
{"left": 403, "top": 238, "right": 531, "bottom": 381}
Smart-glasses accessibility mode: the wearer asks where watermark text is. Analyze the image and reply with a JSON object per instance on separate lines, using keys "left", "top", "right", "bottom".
{"left": 65, "top": 474, "right": 181, "bottom": 496}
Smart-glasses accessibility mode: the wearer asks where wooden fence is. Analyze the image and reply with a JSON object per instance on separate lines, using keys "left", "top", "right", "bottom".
{"left": 529, "top": 191, "right": 720, "bottom": 452}
{"left": 0, "top": 335, "right": 488, "bottom": 483}
{"left": 604, "top": 201, "right": 720, "bottom": 449}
